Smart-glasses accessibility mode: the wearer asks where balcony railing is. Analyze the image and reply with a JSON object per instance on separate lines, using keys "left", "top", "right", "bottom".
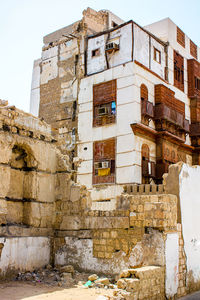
{"left": 141, "top": 100, "right": 154, "bottom": 118}
{"left": 154, "top": 103, "right": 189, "bottom": 131}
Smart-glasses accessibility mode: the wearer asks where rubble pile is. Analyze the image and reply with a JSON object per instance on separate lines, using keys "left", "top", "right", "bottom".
{"left": 16, "top": 264, "right": 80, "bottom": 287}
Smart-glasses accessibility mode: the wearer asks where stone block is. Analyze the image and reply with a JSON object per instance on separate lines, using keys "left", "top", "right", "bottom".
{"left": 23, "top": 171, "right": 37, "bottom": 199}
{"left": 117, "top": 278, "right": 127, "bottom": 289}
{"left": 31, "top": 142, "right": 57, "bottom": 173}
{"left": 7, "top": 169, "right": 24, "bottom": 199}
{"left": 59, "top": 216, "right": 83, "bottom": 230}
{"left": 120, "top": 270, "right": 131, "bottom": 278}
{"left": 125, "top": 278, "right": 140, "bottom": 292}
{"left": 0, "top": 199, "right": 7, "bottom": 225}
{"left": 0, "top": 166, "right": 10, "bottom": 198}
{"left": 70, "top": 185, "right": 80, "bottom": 202}
{"left": 36, "top": 173, "right": 55, "bottom": 202}
{"left": 88, "top": 274, "right": 98, "bottom": 281}
{"left": 84, "top": 217, "right": 129, "bottom": 229}
{"left": 0, "top": 136, "right": 12, "bottom": 164}
{"left": 55, "top": 173, "right": 71, "bottom": 200}
{"left": 23, "top": 202, "right": 53, "bottom": 228}
{"left": 6, "top": 201, "right": 23, "bottom": 224}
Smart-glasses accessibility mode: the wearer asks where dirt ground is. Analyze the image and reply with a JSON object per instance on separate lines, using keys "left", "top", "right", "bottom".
{"left": 0, "top": 282, "right": 113, "bottom": 300}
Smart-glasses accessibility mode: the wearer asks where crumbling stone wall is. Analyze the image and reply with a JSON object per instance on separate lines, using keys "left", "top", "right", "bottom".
{"left": 0, "top": 101, "right": 71, "bottom": 276}
{"left": 0, "top": 103, "right": 198, "bottom": 299}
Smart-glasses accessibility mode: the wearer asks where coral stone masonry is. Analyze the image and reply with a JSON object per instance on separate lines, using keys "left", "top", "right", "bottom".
{"left": 0, "top": 6, "right": 200, "bottom": 300}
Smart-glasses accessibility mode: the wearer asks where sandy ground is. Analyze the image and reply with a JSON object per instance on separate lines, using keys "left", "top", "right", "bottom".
{"left": 0, "top": 282, "right": 113, "bottom": 300}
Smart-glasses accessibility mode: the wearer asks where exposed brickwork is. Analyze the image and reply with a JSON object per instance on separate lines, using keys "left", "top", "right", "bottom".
{"left": 129, "top": 194, "right": 177, "bottom": 230}
{"left": 93, "top": 228, "right": 144, "bottom": 258}
{"left": 177, "top": 223, "right": 187, "bottom": 297}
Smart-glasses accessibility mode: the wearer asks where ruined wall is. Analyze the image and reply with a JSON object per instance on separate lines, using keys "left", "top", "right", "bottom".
{"left": 0, "top": 101, "right": 71, "bottom": 276}
{"left": 54, "top": 191, "right": 177, "bottom": 278}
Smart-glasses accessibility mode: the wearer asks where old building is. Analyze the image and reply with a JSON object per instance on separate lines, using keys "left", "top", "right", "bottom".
{"left": 30, "top": 8, "right": 200, "bottom": 204}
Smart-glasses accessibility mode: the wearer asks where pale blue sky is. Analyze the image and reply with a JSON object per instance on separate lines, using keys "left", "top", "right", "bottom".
{"left": 0, "top": 0, "right": 199, "bottom": 112}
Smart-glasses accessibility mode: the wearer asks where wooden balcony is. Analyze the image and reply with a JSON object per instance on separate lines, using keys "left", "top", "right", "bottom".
{"left": 154, "top": 103, "right": 188, "bottom": 131}
{"left": 141, "top": 100, "right": 154, "bottom": 119}
{"left": 190, "top": 123, "right": 200, "bottom": 136}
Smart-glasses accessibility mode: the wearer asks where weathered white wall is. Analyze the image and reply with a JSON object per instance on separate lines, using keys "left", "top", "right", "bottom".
{"left": 55, "top": 230, "right": 164, "bottom": 274}
{"left": 78, "top": 60, "right": 165, "bottom": 199}
{"left": 87, "top": 23, "right": 133, "bottom": 75}
{"left": 30, "top": 59, "right": 41, "bottom": 117}
{"left": 179, "top": 164, "right": 200, "bottom": 286}
{"left": 78, "top": 62, "right": 143, "bottom": 199}
{"left": 165, "top": 233, "right": 179, "bottom": 298}
{"left": 0, "top": 237, "right": 50, "bottom": 274}
{"left": 134, "top": 24, "right": 149, "bottom": 68}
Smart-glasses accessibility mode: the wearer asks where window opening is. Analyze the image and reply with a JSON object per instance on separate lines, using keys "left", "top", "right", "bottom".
{"left": 92, "top": 48, "right": 100, "bottom": 57}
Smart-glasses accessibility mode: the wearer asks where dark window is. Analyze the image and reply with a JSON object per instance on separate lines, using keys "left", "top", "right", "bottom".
{"left": 154, "top": 47, "right": 161, "bottom": 64}
{"left": 112, "top": 21, "right": 118, "bottom": 28}
{"left": 195, "top": 77, "right": 200, "bottom": 90}
{"left": 92, "top": 48, "right": 100, "bottom": 57}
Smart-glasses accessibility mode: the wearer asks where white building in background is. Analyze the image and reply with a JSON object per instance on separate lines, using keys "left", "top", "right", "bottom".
{"left": 30, "top": 9, "right": 200, "bottom": 203}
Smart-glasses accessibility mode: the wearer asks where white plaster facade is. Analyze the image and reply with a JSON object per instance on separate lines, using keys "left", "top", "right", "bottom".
{"left": 179, "top": 164, "right": 200, "bottom": 285}
{"left": 29, "top": 9, "right": 200, "bottom": 202}
{"left": 77, "top": 19, "right": 199, "bottom": 200}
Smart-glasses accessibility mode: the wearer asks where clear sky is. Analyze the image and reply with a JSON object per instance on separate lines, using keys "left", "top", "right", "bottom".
{"left": 0, "top": 0, "right": 200, "bottom": 112}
